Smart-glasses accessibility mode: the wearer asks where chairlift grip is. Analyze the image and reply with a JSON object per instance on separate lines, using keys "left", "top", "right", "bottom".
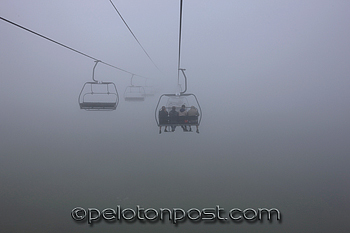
{"left": 92, "top": 60, "right": 101, "bottom": 82}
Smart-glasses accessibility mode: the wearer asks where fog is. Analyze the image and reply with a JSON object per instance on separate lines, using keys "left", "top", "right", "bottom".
{"left": 1, "top": 0, "right": 349, "bottom": 232}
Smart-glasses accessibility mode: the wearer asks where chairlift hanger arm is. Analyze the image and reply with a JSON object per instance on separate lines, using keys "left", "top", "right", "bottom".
{"left": 92, "top": 60, "right": 101, "bottom": 82}
{"left": 179, "top": 68, "right": 187, "bottom": 94}
{"left": 130, "top": 74, "right": 135, "bottom": 86}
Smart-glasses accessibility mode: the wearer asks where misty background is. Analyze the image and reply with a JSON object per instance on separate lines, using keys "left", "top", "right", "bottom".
{"left": 1, "top": 0, "right": 349, "bottom": 232}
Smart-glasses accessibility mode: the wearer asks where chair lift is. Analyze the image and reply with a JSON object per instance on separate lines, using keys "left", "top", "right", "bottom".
{"left": 143, "top": 78, "right": 156, "bottom": 97}
{"left": 155, "top": 0, "right": 201, "bottom": 133}
{"left": 124, "top": 74, "right": 145, "bottom": 101}
{"left": 78, "top": 60, "right": 119, "bottom": 111}
{"left": 155, "top": 68, "right": 202, "bottom": 132}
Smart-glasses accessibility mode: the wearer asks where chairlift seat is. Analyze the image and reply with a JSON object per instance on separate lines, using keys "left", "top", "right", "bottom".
{"left": 79, "top": 102, "right": 117, "bottom": 110}
{"left": 158, "top": 115, "right": 198, "bottom": 126}
{"left": 124, "top": 96, "right": 145, "bottom": 101}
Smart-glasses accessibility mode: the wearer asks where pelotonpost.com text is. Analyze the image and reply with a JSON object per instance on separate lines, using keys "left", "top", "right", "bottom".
{"left": 71, "top": 205, "right": 281, "bottom": 224}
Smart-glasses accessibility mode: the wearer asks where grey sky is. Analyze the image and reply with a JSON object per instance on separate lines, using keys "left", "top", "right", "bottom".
{"left": 1, "top": 0, "right": 350, "bottom": 232}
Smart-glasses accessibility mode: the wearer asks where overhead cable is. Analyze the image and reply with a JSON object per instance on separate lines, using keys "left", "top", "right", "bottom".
{"left": 0, "top": 16, "right": 145, "bottom": 77}
{"left": 108, "top": 0, "right": 162, "bottom": 72}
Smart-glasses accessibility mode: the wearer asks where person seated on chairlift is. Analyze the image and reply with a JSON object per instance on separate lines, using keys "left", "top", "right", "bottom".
{"left": 187, "top": 106, "right": 199, "bottom": 133}
{"left": 159, "top": 106, "right": 169, "bottom": 134}
{"left": 168, "top": 106, "right": 179, "bottom": 132}
{"left": 179, "top": 104, "right": 188, "bottom": 132}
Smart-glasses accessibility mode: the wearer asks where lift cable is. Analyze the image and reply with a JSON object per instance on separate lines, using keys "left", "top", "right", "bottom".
{"left": 0, "top": 16, "right": 146, "bottom": 78}
{"left": 177, "top": 0, "right": 184, "bottom": 84}
{"left": 108, "top": 0, "right": 162, "bottom": 73}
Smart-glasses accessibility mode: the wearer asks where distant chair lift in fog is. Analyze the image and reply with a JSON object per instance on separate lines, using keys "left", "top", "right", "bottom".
{"left": 78, "top": 60, "right": 119, "bottom": 111}
{"left": 124, "top": 74, "right": 145, "bottom": 101}
{"left": 143, "top": 78, "right": 156, "bottom": 97}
